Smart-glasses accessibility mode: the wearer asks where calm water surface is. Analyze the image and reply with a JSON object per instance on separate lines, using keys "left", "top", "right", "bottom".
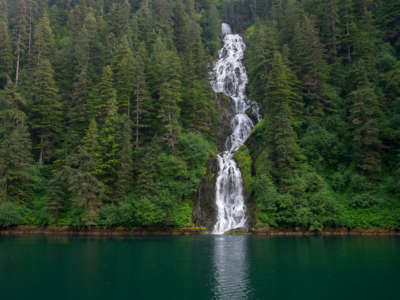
{"left": 0, "top": 235, "right": 398, "bottom": 299}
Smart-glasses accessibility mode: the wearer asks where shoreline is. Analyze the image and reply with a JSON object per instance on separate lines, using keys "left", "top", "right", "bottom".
{"left": 0, "top": 226, "right": 399, "bottom": 236}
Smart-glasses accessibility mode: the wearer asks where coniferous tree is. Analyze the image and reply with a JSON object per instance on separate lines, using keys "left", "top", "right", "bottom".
{"left": 107, "top": 0, "right": 131, "bottom": 40}
{"left": 349, "top": 71, "right": 383, "bottom": 179}
{"left": 200, "top": 0, "right": 219, "bottom": 55}
{"left": 0, "top": 19, "right": 13, "bottom": 84}
{"left": 113, "top": 36, "right": 135, "bottom": 116}
{"left": 64, "top": 146, "right": 105, "bottom": 224}
{"left": 82, "top": 118, "right": 101, "bottom": 175}
{"left": 32, "top": 11, "right": 54, "bottom": 66}
{"left": 158, "top": 49, "right": 183, "bottom": 148}
{"left": 30, "top": 59, "right": 62, "bottom": 166}
{"left": 116, "top": 117, "right": 133, "bottom": 201}
{"left": 132, "top": 42, "right": 151, "bottom": 148}
{"left": 97, "top": 97, "right": 121, "bottom": 199}
{"left": 87, "top": 65, "right": 117, "bottom": 125}
{"left": 14, "top": 0, "right": 28, "bottom": 86}
{"left": 0, "top": 82, "right": 32, "bottom": 202}
{"left": 247, "top": 23, "right": 279, "bottom": 111}
{"left": 290, "top": 15, "right": 327, "bottom": 116}
{"left": 67, "top": 67, "right": 88, "bottom": 146}
{"left": 0, "top": 0, "right": 7, "bottom": 21}
{"left": 266, "top": 52, "right": 299, "bottom": 191}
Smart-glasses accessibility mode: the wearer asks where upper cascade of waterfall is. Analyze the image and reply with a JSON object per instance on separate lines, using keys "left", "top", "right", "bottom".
{"left": 221, "top": 23, "right": 232, "bottom": 36}
{"left": 211, "top": 24, "right": 261, "bottom": 234}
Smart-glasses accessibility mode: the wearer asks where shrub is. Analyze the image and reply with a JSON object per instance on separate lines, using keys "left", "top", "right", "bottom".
{"left": 349, "top": 193, "right": 381, "bottom": 209}
{"left": 0, "top": 202, "right": 26, "bottom": 227}
{"left": 99, "top": 204, "right": 122, "bottom": 227}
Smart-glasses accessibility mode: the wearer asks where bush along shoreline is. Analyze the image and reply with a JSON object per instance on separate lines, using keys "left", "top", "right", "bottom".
{"left": 0, "top": 225, "right": 399, "bottom": 237}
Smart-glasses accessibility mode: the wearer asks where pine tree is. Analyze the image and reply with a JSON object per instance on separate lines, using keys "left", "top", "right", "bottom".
{"left": 325, "top": 0, "right": 340, "bottom": 60}
{"left": 266, "top": 52, "right": 299, "bottom": 191}
{"left": 83, "top": 118, "right": 99, "bottom": 154}
{"left": 116, "top": 116, "right": 133, "bottom": 201}
{"left": 32, "top": 11, "right": 54, "bottom": 66}
{"left": 82, "top": 118, "right": 100, "bottom": 174}
{"left": 200, "top": 0, "right": 219, "bottom": 55}
{"left": 178, "top": 13, "right": 214, "bottom": 136}
{"left": 132, "top": 42, "right": 151, "bottom": 147}
{"left": 247, "top": 23, "right": 279, "bottom": 110}
{"left": 67, "top": 67, "right": 88, "bottom": 146}
{"left": 349, "top": 71, "right": 383, "bottom": 179}
{"left": 338, "top": 0, "right": 354, "bottom": 62}
{"left": 0, "top": 82, "right": 32, "bottom": 202}
{"left": 30, "top": 59, "right": 62, "bottom": 166}
{"left": 0, "top": 19, "right": 13, "bottom": 84}
{"left": 107, "top": 0, "right": 131, "bottom": 39}
{"left": 97, "top": 97, "right": 121, "bottom": 199}
{"left": 173, "top": 0, "right": 189, "bottom": 54}
{"left": 113, "top": 36, "right": 135, "bottom": 116}
{"left": 158, "top": 49, "right": 183, "bottom": 148}
{"left": 14, "top": 0, "right": 28, "bottom": 86}
{"left": 87, "top": 65, "right": 117, "bottom": 125}
{"left": 351, "top": 6, "right": 378, "bottom": 76}
{"left": 64, "top": 146, "right": 105, "bottom": 225}
{"left": 0, "top": 0, "right": 7, "bottom": 21}
{"left": 290, "top": 15, "right": 327, "bottom": 116}
{"left": 131, "top": 0, "right": 154, "bottom": 47}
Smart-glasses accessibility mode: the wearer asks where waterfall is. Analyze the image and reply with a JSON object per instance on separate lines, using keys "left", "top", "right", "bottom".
{"left": 211, "top": 23, "right": 261, "bottom": 234}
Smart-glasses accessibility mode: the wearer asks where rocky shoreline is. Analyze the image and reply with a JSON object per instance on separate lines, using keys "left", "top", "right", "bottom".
{"left": 0, "top": 226, "right": 208, "bottom": 236}
{"left": 0, "top": 226, "right": 399, "bottom": 236}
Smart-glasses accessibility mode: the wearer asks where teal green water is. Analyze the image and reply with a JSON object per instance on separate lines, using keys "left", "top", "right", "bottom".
{"left": 0, "top": 235, "right": 399, "bottom": 299}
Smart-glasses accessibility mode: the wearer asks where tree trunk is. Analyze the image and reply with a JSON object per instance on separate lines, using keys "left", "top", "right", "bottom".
{"left": 15, "top": 52, "right": 20, "bottom": 86}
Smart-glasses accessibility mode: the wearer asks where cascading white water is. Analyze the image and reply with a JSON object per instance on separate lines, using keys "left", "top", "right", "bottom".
{"left": 211, "top": 23, "right": 261, "bottom": 235}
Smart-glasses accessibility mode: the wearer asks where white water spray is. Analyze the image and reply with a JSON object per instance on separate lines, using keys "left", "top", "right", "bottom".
{"left": 211, "top": 23, "right": 260, "bottom": 234}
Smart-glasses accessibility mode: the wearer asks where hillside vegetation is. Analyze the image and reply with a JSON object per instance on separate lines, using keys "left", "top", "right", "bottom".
{"left": 0, "top": 0, "right": 399, "bottom": 230}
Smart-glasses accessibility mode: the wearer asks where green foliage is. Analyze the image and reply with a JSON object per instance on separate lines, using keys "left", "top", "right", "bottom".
{"left": 24, "top": 195, "right": 50, "bottom": 226}
{"left": 0, "top": 0, "right": 399, "bottom": 230}
{"left": 30, "top": 58, "right": 62, "bottom": 166}
{"left": 0, "top": 82, "right": 32, "bottom": 202}
{"left": 234, "top": 145, "right": 252, "bottom": 192}
{"left": 0, "top": 19, "right": 12, "bottom": 83}
{"left": 349, "top": 193, "right": 382, "bottom": 209}
{"left": 0, "top": 202, "right": 26, "bottom": 227}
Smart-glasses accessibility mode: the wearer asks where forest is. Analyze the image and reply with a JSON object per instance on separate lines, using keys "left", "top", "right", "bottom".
{"left": 0, "top": 0, "right": 399, "bottom": 231}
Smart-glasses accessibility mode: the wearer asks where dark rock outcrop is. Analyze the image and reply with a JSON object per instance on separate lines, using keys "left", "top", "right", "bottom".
{"left": 193, "top": 94, "right": 234, "bottom": 229}
{"left": 193, "top": 157, "right": 219, "bottom": 229}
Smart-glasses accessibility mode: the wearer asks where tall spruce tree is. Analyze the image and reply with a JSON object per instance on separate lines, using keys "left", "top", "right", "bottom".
{"left": 64, "top": 146, "right": 105, "bottom": 225}
{"left": 266, "top": 52, "right": 299, "bottom": 191}
{"left": 290, "top": 15, "right": 327, "bottom": 116}
{"left": 0, "top": 81, "right": 32, "bottom": 202}
{"left": 132, "top": 42, "right": 151, "bottom": 147}
{"left": 30, "top": 59, "right": 62, "bottom": 166}
{"left": 0, "top": 18, "right": 13, "bottom": 85}
{"left": 32, "top": 11, "right": 54, "bottom": 66}
{"left": 87, "top": 65, "right": 117, "bottom": 125}
{"left": 158, "top": 49, "right": 183, "bottom": 148}
{"left": 116, "top": 116, "right": 133, "bottom": 201}
{"left": 97, "top": 97, "right": 121, "bottom": 199}
{"left": 349, "top": 71, "right": 383, "bottom": 179}
{"left": 14, "top": 0, "right": 28, "bottom": 86}
{"left": 113, "top": 36, "right": 135, "bottom": 116}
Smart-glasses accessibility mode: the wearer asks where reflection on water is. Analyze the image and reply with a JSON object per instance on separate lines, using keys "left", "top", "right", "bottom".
{"left": 212, "top": 235, "right": 252, "bottom": 299}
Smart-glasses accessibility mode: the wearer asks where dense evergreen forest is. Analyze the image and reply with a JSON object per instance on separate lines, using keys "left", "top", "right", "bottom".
{"left": 0, "top": 0, "right": 399, "bottom": 230}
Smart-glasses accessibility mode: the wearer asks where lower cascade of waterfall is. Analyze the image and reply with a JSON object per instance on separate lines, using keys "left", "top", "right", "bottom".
{"left": 211, "top": 23, "right": 261, "bottom": 235}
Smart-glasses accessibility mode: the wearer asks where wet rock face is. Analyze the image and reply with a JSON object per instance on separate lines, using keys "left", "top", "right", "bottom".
{"left": 216, "top": 93, "right": 235, "bottom": 150}
{"left": 193, "top": 157, "right": 218, "bottom": 229}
